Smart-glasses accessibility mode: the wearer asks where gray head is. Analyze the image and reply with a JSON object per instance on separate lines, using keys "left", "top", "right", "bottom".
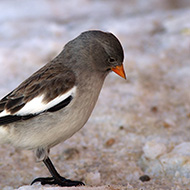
{"left": 61, "top": 30, "right": 126, "bottom": 79}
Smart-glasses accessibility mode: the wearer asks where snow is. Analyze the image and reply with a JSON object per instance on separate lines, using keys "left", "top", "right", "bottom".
{"left": 0, "top": 0, "right": 190, "bottom": 190}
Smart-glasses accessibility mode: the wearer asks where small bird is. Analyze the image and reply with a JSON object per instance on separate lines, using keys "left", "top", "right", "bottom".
{"left": 0, "top": 30, "right": 126, "bottom": 187}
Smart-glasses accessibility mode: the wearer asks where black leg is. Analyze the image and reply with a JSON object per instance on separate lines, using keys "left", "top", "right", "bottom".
{"left": 31, "top": 156, "right": 84, "bottom": 187}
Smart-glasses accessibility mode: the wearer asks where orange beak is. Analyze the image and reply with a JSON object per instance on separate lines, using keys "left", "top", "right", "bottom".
{"left": 111, "top": 64, "right": 126, "bottom": 79}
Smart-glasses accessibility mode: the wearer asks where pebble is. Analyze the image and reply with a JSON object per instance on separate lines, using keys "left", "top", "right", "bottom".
{"left": 105, "top": 138, "right": 116, "bottom": 147}
{"left": 85, "top": 171, "right": 101, "bottom": 186}
{"left": 143, "top": 141, "right": 167, "bottom": 159}
{"left": 139, "top": 175, "right": 151, "bottom": 182}
{"left": 140, "top": 142, "right": 190, "bottom": 178}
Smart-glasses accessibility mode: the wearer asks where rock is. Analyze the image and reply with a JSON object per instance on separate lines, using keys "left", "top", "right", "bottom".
{"left": 85, "top": 171, "right": 101, "bottom": 186}
{"left": 139, "top": 142, "right": 190, "bottom": 180}
{"left": 143, "top": 141, "right": 167, "bottom": 159}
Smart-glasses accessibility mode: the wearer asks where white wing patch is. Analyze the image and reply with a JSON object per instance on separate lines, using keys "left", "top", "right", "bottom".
{"left": 0, "top": 110, "right": 10, "bottom": 117}
{"left": 0, "top": 86, "right": 77, "bottom": 117}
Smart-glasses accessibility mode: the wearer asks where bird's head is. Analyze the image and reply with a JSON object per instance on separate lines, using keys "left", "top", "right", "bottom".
{"left": 83, "top": 30, "right": 126, "bottom": 79}
{"left": 64, "top": 30, "right": 126, "bottom": 79}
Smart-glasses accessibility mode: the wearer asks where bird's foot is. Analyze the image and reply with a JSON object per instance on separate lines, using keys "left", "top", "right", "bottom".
{"left": 31, "top": 176, "right": 85, "bottom": 187}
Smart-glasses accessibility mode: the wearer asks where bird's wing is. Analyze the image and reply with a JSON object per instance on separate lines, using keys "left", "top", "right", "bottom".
{"left": 0, "top": 62, "right": 76, "bottom": 125}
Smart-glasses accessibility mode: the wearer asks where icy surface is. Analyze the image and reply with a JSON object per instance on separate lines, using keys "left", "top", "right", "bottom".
{"left": 140, "top": 142, "right": 190, "bottom": 186}
{"left": 0, "top": 0, "right": 190, "bottom": 189}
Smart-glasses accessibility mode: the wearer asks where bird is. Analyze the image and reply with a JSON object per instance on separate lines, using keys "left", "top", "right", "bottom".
{"left": 0, "top": 30, "right": 126, "bottom": 187}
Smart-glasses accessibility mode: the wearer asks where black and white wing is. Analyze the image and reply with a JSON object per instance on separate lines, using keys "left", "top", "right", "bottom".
{"left": 0, "top": 63, "right": 76, "bottom": 125}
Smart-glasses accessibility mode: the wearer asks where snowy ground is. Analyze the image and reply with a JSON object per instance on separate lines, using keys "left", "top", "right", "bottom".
{"left": 0, "top": 0, "right": 190, "bottom": 189}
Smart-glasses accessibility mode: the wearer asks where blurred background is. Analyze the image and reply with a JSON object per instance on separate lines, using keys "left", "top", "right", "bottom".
{"left": 0, "top": 0, "right": 190, "bottom": 189}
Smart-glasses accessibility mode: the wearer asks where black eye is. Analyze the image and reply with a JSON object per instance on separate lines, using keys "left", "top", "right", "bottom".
{"left": 108, "top": 57, "right": 116, "bottom": 63}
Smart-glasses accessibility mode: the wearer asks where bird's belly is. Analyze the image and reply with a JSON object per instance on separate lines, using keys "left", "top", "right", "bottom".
{"left": 47, "top": 97, "right": 97, "bottom": 148}
{"left": 4, "top": 88, "right": 100, "bottom": 150}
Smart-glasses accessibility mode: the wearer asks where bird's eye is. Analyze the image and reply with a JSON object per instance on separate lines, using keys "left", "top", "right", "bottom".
{"left": 108, "top": 57, "right": 116, "bottom": 63}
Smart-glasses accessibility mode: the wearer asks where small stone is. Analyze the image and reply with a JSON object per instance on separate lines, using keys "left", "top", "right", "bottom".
{"left": 139, "top": 175, "right": 151, "bottom": 182}
{"left": 143, "top": 141, "right": 167, "bottom": 159}
{"left": 171, "top": 142, "right": 190, "bottom": 155}
{"left": 63, "top": 148, "right": 79, "bottom": 160}
{"left": 150, "top": 106, "right": 158, "bottom": 113}
{"left": 105, "top": 138, "right": 116, "bottom": 147}
{"left": 119, "top": 125, "right": 124, "bottom": 130}
{"left": 85, "top": 171, "right": 101, "bottom": 186}
{"left": 163, "top": 121, "right": 171, "bottom": 128}
{"left": 163, "top": 119, "right": 175, "bottom": 128}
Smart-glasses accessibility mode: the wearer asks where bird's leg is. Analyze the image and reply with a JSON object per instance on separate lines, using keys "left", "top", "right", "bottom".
{"left": 31, "top": 156, "right": 84, "bottom": 187}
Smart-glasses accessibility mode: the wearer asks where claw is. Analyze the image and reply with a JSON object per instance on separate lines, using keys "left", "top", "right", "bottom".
{"left": 31, "top": 177, "right": 54, "bottom": 185}
{"left": 31, "top": 156, "right": 85, "bottom": 187}
{"left": 31, "top": 176, "right": 85, "bottom": 187}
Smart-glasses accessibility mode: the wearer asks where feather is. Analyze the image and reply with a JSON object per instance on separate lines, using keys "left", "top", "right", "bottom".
{"left": 0, "top": 61, "right": 77, "bottom": 125}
